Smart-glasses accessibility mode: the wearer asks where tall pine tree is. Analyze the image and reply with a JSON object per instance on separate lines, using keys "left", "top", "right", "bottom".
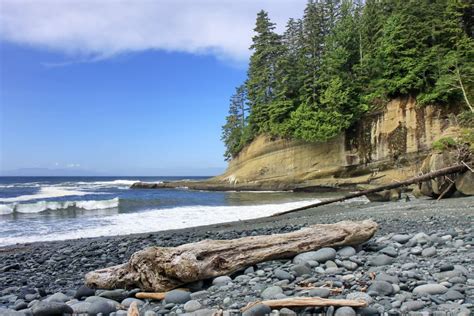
{"left": 246, "top": 10, "right": 283, "bottom": 135}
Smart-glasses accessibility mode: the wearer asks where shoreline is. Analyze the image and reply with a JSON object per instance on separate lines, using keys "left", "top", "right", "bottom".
{"left": 1, "top": 195, "right": 472, "bottom": 253}
{"left": 1, "top": 196, "right": 473, "bottom": 315}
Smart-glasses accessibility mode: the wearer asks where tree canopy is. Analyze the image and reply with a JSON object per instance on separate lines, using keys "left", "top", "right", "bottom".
{"left": 223, "top": 0, "right": 474, "bottom": 159}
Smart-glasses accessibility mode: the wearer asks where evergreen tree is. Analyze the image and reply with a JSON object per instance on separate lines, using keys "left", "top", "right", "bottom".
{"left": 246, "top": 10, "right": 283, "bottom": 135}
{"left": 268, "top": 18, "right": 304, "bottom": 136}
{"left": 221, "top": 85, "right": 248, "bottom": 160}
{"left": 298, "top": 0, "right": 327, "bottom": 106}
{"left": 222, "top": 0, "right": 473, "bottom": 158}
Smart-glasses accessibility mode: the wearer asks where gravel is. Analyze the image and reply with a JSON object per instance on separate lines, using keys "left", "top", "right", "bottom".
{"left": 0, "top": 195, "right": 473, "bottom": 315}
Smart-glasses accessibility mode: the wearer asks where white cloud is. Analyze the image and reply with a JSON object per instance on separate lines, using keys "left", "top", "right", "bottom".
{"left": 0, "top": 0, "right": 306, "bottom": 63}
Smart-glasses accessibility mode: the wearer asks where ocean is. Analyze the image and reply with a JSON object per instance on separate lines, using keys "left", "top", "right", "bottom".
{"left": 0, "top": 177, "right": 328, "bottom": 246}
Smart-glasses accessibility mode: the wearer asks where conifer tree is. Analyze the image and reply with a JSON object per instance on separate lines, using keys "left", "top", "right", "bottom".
{"left": 246, "top": 10, "right": 283, "bottom": 135}
{"left": 221, "top": 85, "right": 248, "bottom": 160}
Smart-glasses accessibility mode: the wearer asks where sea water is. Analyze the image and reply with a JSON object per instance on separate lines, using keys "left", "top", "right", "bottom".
{"left": 0, "top": 177, "right": 329, "bottom": 246}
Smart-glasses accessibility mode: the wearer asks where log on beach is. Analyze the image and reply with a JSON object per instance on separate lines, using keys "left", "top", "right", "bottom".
{"left": 85, "top": 220, "right": 377, "bottom": 292}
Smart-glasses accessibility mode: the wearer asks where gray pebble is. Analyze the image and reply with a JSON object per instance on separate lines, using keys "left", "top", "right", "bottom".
{"left": 242, "top": 303, "right": 271, "bottom": 316}
{"left": 261, "top": 286, "right": 283, "bottom": 299}
{"left": 413, "top": 284, "right": 448, "bottom": 295}
{"left": 183, "top": 300, "right": 201, "bottom": 313}
{"left": 421, "top": 247, "right": 436, "bottom": 257}
{"left": 164, "top": 290, "right": 191, "bottom": 304}
{"left": 334, "top": 306, "right": 356, "bottom": 316}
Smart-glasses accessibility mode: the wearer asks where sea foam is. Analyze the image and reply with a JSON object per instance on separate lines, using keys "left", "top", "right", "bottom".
{"left": 0, "top": 198, "right": 320, "bottom": 245}
{"left": 0, "top": 197, "right": 119, "bottom": 215}
{"left": 0, "top": 187, "right": 91, "bottom": 203}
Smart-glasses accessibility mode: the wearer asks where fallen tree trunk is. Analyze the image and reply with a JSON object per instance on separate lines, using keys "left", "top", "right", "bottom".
{"left": 242, "top": 297, "right": 368, "bottom": 311}
{"left": 85, "top": 220, "right": 377, "bottom": 292}
{"left": 273, "top": 164, "right": 468, "bottom": 217}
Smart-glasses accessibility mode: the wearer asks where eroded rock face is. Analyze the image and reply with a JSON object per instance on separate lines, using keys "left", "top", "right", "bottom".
{"left": 419, "top": 151, "right": 472, "bottom": 198}
{"left": 455, "top": 171, "right": 474, "bottom": 195}
{"left": 213, "top": 97, "right": 460, "bottom": 189}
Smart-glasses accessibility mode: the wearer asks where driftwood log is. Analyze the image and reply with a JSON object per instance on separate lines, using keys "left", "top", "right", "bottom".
{"left": 85, "top": 220, "right": 377, "bottom": 292}
{"left": 273, "top": 164, "right": 468, "bottom": 217}
{"left": 242, "top": 297, "right": 368, "bottom": 311}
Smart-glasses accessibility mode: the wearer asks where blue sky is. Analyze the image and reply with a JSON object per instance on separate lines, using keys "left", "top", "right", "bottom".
{"left": 0, "top": 0, "right": 306, "bottom": 176}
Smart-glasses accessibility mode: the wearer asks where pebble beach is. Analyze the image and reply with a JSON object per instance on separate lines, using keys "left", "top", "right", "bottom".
{"left": 1, "top": 196, "right": 473, "bottom": 315}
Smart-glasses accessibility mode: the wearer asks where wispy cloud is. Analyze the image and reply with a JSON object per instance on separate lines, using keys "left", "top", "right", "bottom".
{"left": 0, "top": 0, "right": 306, "bottom": 63}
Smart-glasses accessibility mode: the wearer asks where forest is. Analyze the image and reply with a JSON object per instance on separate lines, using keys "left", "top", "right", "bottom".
{"left": 222, "top": 0, "right": 474, "bottom": 160}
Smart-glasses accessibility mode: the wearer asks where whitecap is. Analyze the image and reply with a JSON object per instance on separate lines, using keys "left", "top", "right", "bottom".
{"left": 0, "top": 198, "right": 320, "bottom": 245}
{"left": 0, "top": 197, "right": 119, "bottom": 214}
{"left": 0, "top": 187, "right": 91, "bottom": 203}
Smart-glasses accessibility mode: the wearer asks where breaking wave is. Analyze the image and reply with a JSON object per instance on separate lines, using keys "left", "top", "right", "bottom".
{"left": 0, "top": 197, "right": 119, "bottom": 215}
{"left": 0, "top": 187, "right": 92, "bottom": 203}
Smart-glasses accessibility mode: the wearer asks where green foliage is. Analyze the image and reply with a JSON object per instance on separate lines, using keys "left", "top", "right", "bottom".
{"left": 432, "top": 137, "right": 458, "bottom": 151}
{"left": 221, "top": 85, "right": 249, "bottom": 160}
{"left": 222, "top": 0, "right": 474, "bottom": 159}
{"left": 458, "top": 111, "right": 474, "bottom": 128}
{"left": 460, "top": 128, "right": 474, "bottom": 152}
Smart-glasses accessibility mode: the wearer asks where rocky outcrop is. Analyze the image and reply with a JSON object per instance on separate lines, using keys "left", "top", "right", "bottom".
{"left": 133, "top": 97, "right": 468, "bottom": 193}
{"left": 212, "top": 97, "right": 461, "bottom": 190}
{"left": 418, "top": 150, "right": 473, "bottom": 198}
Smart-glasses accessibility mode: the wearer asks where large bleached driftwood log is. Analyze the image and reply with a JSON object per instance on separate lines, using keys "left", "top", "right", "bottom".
{"left": 85, "top": 220, "right": 377, "bottom": 292}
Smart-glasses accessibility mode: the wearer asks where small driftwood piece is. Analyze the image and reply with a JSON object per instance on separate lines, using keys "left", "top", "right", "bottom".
{"left": 127, "top": 302, "right": 139, "bottom": 316}
{"left": 274, "top": 164, "right": 468, "bottom": 217}
{"left": 135, "top": 292, "right": 166, "bottom": 300}
{"left": 242, "top": 297, "right": 368, "bottom": 311}
{"left": 85, "top": 220, "right": 377, "bottom": 292}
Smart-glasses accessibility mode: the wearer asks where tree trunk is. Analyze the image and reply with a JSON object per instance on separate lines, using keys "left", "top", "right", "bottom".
{"left": 272, "top": 164, "right": 468, "bottom": 217}
{"left": 85, "top": 220, "right": 377, "bottom": 292}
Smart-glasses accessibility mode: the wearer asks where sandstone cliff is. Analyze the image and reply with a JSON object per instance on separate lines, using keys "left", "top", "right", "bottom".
{"left": 212, "top": 97, "right": 461, "bottom": 190}
{"left": 132, "top": 97, "right": 465, "bottom": 192}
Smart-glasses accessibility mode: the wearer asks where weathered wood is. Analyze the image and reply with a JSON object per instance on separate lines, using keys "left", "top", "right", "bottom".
{"left": 242, "top": 297, "right": 367, "bottom": 311}
{"left": 85, "top": 220, "right": 377, "bottom": 292}
{"left": 127, "top": 302, "right": 139, "bottom": 316}
{"left": 135, "top": 292, "right": 166, "bottom": 300}
{"left": 273, "top": 164, "right": 468, "bottom": 217}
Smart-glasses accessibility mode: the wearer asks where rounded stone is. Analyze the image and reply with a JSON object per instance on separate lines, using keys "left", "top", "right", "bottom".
{"left": 31, "top": 301, "right": 74, "bottom": 316}
{"left": 337, "top": 246, "right": 356, "bottom": 258}
{"left": 74, "top": 286, "right": 95, "bottom": 299}
{"left": 164, "top": 290, "right": 191, "bottom": 304}
{"left": 44, "top": 292, "right": 69, "bottom": 303}
{"left": 121, "top": 298, "right": 144, "bottom": 308}
{"left": 212, "top": 276, "right": 232, "bottom": 286}
{"left": 183, "top": 300, "right": 202, "bottom": 313}
{"left": 291, "top": 264, "right": 311, "bottom": 276}
{"left": 421, "top": 247, "right": 437, "bottom": 257}
{"left": 368, "top": 281, "right": 393, "bottom": 296}
{"left": 400, "top": 300, "right": 425, "bottom": 312}
{"left": 341, "top": 260, "right": 358, "bottom": 271}
{"left": 98, "top": 289, "right": 128, "bottom": 302}
{"left": 274, "top": 269, "right": 292, "bottom": 280}
{"left": 346, "top": 292, "right": 373, "bottom": 304}
{"left": 242, "top": 303, "right": 272, "bottom": 316}
{"left": 410, "top": 246, "right": 423, "bottom": 255}
{"left": 334, "top": 306, "right": 356, "bottom": 316}
{"left": 413, "top": 284, "right": 448, "bottom": 295}
{"left": 279, "top": 307, "right": 297, "bottom": 316}
{"left": 392, "top": 234, "right": 411, "bottom": 243}
{"left": 293, "top": 248, "right": 336, "bottom": 264}
{"left": 88, "top": 301, "right": 117, "bottom": 316}
{"left": 70, "top": 302, "right": 92, "bottom": 314}
{"left": 308, "top": 288, "right": 330, "bottom": 298}
{"left": 261, "top": 286, "right": 283, "bottom": 299}
{"left": 368, "top": 255, "right": 395, "bottom": 266}
{"left": 379, "top": 246, "right": 398, "bottom": 257}
{"left": 445, "top": 290, "right": 464, "bottom": 301}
